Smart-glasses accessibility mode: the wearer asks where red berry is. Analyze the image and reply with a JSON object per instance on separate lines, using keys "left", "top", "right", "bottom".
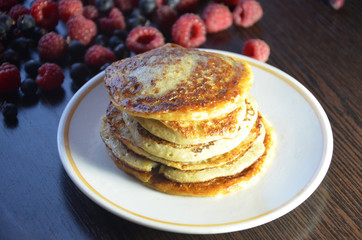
{"left": 177, "top": 0, "right": 198, "bottom": 12}
{"left": 83, "top": 5, "right": 99, "bottom": 20}
{"left": 172, "top": 13, "right": 206, "bottom": 48}
{"left": 38, "top": 32, "right": 67, "bottom": 60}
{"left": 99, "top": 8, "right": 126, "bottom": 34}
{"left": 36, "top": 63, "right": 64, "bottom": 90}
{"left": 84, "top": 45, "right": 116, "bottom": 67}
{"left": 67, "top": 15, "right": 97, "bottom": 46}
{"left": 9, "top": 4, "right": 30, "bottom": 21}
{"left": 233, "top": 0, "right": 263, "bottom": 28}
{"left": 214, "top": 0, "right": 239, "bottom": 7}
{"left": 114, "top": 0, "right": 139, "bottom": 13}
{"left": 154, "top": 6, "right": 177, "bottom": 32}
{"left": 58, "top": 0, "right": 83, "bottom": 23}
{"left": 202, "top": 3, "right": 232, "bottom": 33}
{"left": 0, "top": 0, "right": 17, "bottom": 12}
{"left": 242, "top": 39, "right": 270, "bottom": 62}
{"left": 155, "top": 0, "right": 166, "bottom": 7}
{"left": 329, "top": 0, "right": 344, "bottom": 10}
{"left": 126, "top": 26, "right": 165, "bottom": 54}
{"left": 31, "top": 0, "right": 59, "bottom": 30}
{"left": 0, "top": 63, "right": 21, "bottom": 94}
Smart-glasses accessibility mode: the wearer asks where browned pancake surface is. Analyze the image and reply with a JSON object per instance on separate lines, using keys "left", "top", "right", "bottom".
{"left": 104, "top": 44, "right": 253, "bottom": 121}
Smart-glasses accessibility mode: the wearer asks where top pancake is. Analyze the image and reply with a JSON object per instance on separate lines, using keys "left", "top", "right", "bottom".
{"left": 104, "top": 43, "right": 253, "bottom": 121}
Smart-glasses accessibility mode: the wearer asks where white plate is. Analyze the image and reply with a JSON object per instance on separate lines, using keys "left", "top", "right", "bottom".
{"left": 57, "top": 50, "right": 333, "bottom": 234}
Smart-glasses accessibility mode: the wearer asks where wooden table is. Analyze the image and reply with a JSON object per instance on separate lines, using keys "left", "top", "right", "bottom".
{"left": 1, "top": 0, "right": 361, "bottom": 239}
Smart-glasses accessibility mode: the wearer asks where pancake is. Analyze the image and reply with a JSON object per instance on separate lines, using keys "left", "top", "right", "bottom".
{"left": 106, "top": 101, "right": 264, "bottom": 170}
{"left": 100, "top": 115, "right": 277, "bottom": 197}
{"left": 133, "top": 98, "right": 248, "bottom": 144}
{"left": 159, "top": 121, "right": 266, "bottom": 183}
{"left": 121, "top": 101, "right": 258, "bottom": 162}
{"left": 104, "top": 43, "right": 253, "bottom": 121}
{"left": 100, "top": 116, "right": 159, "bottom": 172}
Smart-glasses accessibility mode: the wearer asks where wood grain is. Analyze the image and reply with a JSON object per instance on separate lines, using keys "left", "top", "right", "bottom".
{"left": 0, "top": 0, "right": 361, "bottom": 239}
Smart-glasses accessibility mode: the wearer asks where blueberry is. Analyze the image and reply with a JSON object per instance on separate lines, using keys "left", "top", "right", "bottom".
{"left": 67, "top": 40, "right": 86, "bottom": 61}
{"left": 127, "top": 17, "right": 144, "bottom": 30}
{"left": 24, "top": 60, "right": 41, "bottom": 78}
{"left": 1, "top": 49, "right": 20, "bottom": 66}
{"left": 17, "top": 15, "right": 36, "bottom": 32}
{"left": 2, "top": 103, "right": 18, "bottom": 120}
{"left": 70, "top": 63, "right": 90, "bottom": 86}
{"left": 93, "top": 34, "right": 108, "bottom": 46}
{"left": 108, "top": 35, "right": 122, "bottom": 49}
{"left": 139, "top": 0, "right": 157, "bottom": 16}
{"left": 0, "top": 15, "right": 13, "bottom": 32}
{"left": 167, "top": 0, "right": 180, "bottom": 9}
{"left": 113, "top": 30, "right": 128, "bottom": 40}
{"left": 20, "top": 78, "right": 38, "bottom": 96}
{"left": 95, "top": 0, "right": 114, "bottom": 12}
{"left": 0, "top": 23, "right": 6, "bottom": 41}
{"left": 130, "top": 8, "right": 147, "bottom": 22}
{"left": 30, "top": 26, "right": 48, "bottom": 42}
{"left": 11, "top": 37, "right": 32, "bottom": 54}
{"left": 114, "top": 43, "right": 130, "bottom": 60}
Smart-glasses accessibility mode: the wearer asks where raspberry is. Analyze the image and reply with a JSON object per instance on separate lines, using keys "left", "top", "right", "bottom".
{"left": 155, "top": 0, "right": 166, "bottom": 7}
{"left": 0, "top": 0, "right": 17, "bottom": 12}
{"left": 58, "top": 0, "right": 83, "bottom": 23}
{"left": 202, "top": 3, "right": 232, "bottom": 33}
{"left": 38, "top": 32, "right": 67, "bottom": 60}
{"left": 83, "top": 5, "right": 99, "bottom": 20}
{"left": 36, "top": 63, "right": 64, "bottom": 90}
{"left": 329, "top": 0, "right": 344, "bottom": 10}
{"left": 84, "top": 45, "right": 116, "bottom": 67}
{"left": 154, "top": 5, "right": 177, "bottom": 32}
{"left": 31, "top": 0, "right": 59, "bottom": 30}
{"left": 233, "top": 0, "right": 263, "bottom": 28}
{"left": 126, "top": 26, "right": 165, "bottom": 54}
{"left": 172, "top": 13, "right": 206, "bottom": 48}
{"left": 114, "top": 0, "right": 139, "bottom": 13}
{"left": 215, "top": 0, "right": 239, "bottom": 6}
{"left": 99, "top": 8, "right": 126, "bottom": 34}
{"left": 177, "top": 0, "right": 198, "bottom": 12}
{"left": 67, "top": 15, "right": 97, "bottom": 46}
{"left": 9, "top": 4, "right": 30, "bottom": 21}
{"left": 0, "top": 62, "right": 21, "bottom": 94}
{"left": 242, "top": 39, "right": 270, "bottom": 62}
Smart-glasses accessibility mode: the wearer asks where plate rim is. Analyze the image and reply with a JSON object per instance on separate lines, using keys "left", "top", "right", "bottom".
{"left": 57, "top": 50, "right": 333, "bottom": 234}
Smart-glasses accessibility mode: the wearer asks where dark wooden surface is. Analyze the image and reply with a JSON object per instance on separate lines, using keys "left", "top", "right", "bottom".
{"left": 1, "top": 0, "right": 361, "bottom": 239}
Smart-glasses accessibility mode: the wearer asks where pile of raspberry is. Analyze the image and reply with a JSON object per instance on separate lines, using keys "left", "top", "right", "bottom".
{"left": 0, "top": 0, "right": 342, "bottom": 122}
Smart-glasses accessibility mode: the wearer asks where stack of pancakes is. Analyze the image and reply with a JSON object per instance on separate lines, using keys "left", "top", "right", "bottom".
{"left": 100, "top": 44, "right": 276, "bottom": 197}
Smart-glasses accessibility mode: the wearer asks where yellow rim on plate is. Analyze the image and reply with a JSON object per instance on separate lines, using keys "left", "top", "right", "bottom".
{"left": 59, "top": 51, "right": 333, "bottom": 230}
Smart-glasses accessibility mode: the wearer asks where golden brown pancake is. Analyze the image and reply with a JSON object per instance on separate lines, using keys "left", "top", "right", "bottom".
{"left": 121, "top": 102, "right": 258, "bottom": 162}
{"left": 105, "top": 102, "right": 263, "bottom": 171}
{"left": 104, "top": 43, "right": 253, "bottom": 121}
{"left": 100, "top": 115, "right": 276, "bottom": 197}
{"left": 133, "top": 98, "right": 248, "bottom": 144}
{"left": 101, "top": 44, "right": 277, "bottom": 196}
